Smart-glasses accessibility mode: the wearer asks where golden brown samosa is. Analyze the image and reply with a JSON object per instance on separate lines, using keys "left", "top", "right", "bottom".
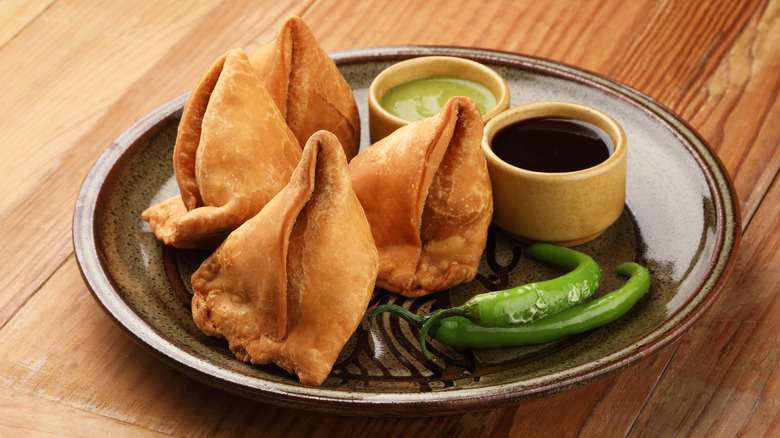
{"left": 142, "top": 48, "right": 302, "bottom": 249}
{"left": 191, "top": 130, "right": 378, "bottom": 386}
{"left": 349, "top": 96, "right": 493, "bottom": 298}
{"left": 249, "top": 16, "right": 361, "bottom": 160}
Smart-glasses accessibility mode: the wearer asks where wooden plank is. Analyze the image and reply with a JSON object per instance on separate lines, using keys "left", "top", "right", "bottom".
{"left": 625, "top": 4, "right": 780, "bottom": 428}
{"left": 1, "top": 255, "right": 278, "bottom": 436}
{"left": 684, "top": 0, "right": 780, "bottom": 223}
{"left": 0, "top": 0, "right": 310, "bottom": 328}
{"left": 0, "top": 0, "right": 53, "bottom": 46}
{"left": 0, "top": 388, "right": 170, "bottom": 437}
{"left": 0, "top": 0, "right": 222, "bottom": 213}
{"left": 628, "top": 171, "right": 780, "bottom": 436}
{"left": 578, "top": 346, "right": 677, "bottom": 436}
{"left": 608, "top": 0, "right": 763, "bottom": 110}
{"left": 309, "top": 0, "right": 659, "bottom": 67}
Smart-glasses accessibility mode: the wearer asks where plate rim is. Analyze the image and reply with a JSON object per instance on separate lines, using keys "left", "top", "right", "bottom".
{"left": 73, "top": 45, "right": 741, "bottom": 416}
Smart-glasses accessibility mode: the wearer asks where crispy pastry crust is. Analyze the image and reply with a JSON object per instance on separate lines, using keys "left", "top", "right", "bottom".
{"left": 349, "top": 96, "right": 493, "bottom": 297}
{"left": 191, "top": 131, "right": 378, "bottom": 386}
{"left": 249, "top": 16, "right": 361, "bottom": 161}
{"left": 141, "top": 48, "right": 302, "bottom": 248}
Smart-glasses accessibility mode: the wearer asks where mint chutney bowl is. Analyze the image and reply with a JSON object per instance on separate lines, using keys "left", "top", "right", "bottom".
{"left": 368, "top": 55, "right": 510, "bottom": 143}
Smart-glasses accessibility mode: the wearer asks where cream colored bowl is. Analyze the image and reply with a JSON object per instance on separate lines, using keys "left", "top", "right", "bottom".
{"left": 368, "top": 55, "right": 510, "bottom": 143}
{"left": 481, "top": 102, "right": 627, "bottom": 246}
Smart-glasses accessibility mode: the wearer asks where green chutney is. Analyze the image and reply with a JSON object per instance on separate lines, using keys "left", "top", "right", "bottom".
{"left": 380, "top": 76, "right": 497, "bottom": 122}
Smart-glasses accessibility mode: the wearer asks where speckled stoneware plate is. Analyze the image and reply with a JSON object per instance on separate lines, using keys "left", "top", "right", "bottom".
{"left": 73, "top": 46, "right": 740, "bottom": 417}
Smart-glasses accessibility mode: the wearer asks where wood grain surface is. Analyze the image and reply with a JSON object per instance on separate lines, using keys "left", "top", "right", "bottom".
{"left": 1, "top": 0, "right": 778, "bottom": 436}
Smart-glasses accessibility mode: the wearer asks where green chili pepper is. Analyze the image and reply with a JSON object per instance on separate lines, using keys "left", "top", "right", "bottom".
{"left": 370, "top": 243, "right": 602, "bottom": 358}
{"left": 372, "top": 262, "right": 650, "bottom": 357}
{"left": 461, "top": 243, "right": 602, "bottom": 325}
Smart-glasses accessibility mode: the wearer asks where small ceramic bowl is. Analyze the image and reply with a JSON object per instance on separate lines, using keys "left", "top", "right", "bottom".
{"left": 368, "top": 55, "right": 510, "bottom": 143}
{"left": 481, "top": 101, "right": 627, "bottom": 247}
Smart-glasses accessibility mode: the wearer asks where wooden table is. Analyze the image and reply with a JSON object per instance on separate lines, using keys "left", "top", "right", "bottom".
{"left": 2, "top": 0, "right": 778, "bottom": 435}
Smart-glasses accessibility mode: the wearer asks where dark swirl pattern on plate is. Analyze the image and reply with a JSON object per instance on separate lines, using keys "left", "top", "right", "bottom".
{"left": 164, "top": 208, "right": 643, "bottom": 392}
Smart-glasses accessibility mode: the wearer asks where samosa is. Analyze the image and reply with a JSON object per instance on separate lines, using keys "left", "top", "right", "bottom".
{"left": 142, "top": 48, "right": 301, "bottom": 249}
{"left": 191, "top": 131, "right": 378, "bottom": 386}
{"left": 250, "top": 16, "right": 361, "bottom": 160}
{"left": 349, "top": 96, "right": 493, "bottom": 297}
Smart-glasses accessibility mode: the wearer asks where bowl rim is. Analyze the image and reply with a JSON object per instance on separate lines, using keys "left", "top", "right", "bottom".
{"left": 368, "top": 54, "right": 511, "bottom": 126}
{"left": 481, "top": 101, "right": 628, "bottom": 180}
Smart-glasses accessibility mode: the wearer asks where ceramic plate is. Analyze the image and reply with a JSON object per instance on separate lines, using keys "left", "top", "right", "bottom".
{"left": 73, "top": 46, "right": 740, "bottom": 417}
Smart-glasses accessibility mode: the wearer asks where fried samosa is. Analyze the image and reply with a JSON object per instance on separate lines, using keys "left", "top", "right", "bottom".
{"left": 249, "top": 16, "right": 361, "bottom": 160}
{"left": 142, "top": 48, "right": 302, "bottom": 249}
{"left": 349, "top": 96, "right": 493, "bottom": 297}
{"left": 191, "top": 130, "right": 379, "bottom": 386}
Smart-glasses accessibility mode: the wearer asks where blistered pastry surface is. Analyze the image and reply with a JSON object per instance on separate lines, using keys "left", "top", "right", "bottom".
{"left": 142, "top": 49, "right": 301, "bottom": 249}
{"left": 191, "top": 132, "right": 378, "bottom": 385}
{"left": 350, "top": 97, "right": 493, "bottom": 297}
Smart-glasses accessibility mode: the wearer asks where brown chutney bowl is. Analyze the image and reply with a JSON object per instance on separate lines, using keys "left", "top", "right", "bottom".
{"left": 481, "top": 101, "right": 628, "bottom": 247}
